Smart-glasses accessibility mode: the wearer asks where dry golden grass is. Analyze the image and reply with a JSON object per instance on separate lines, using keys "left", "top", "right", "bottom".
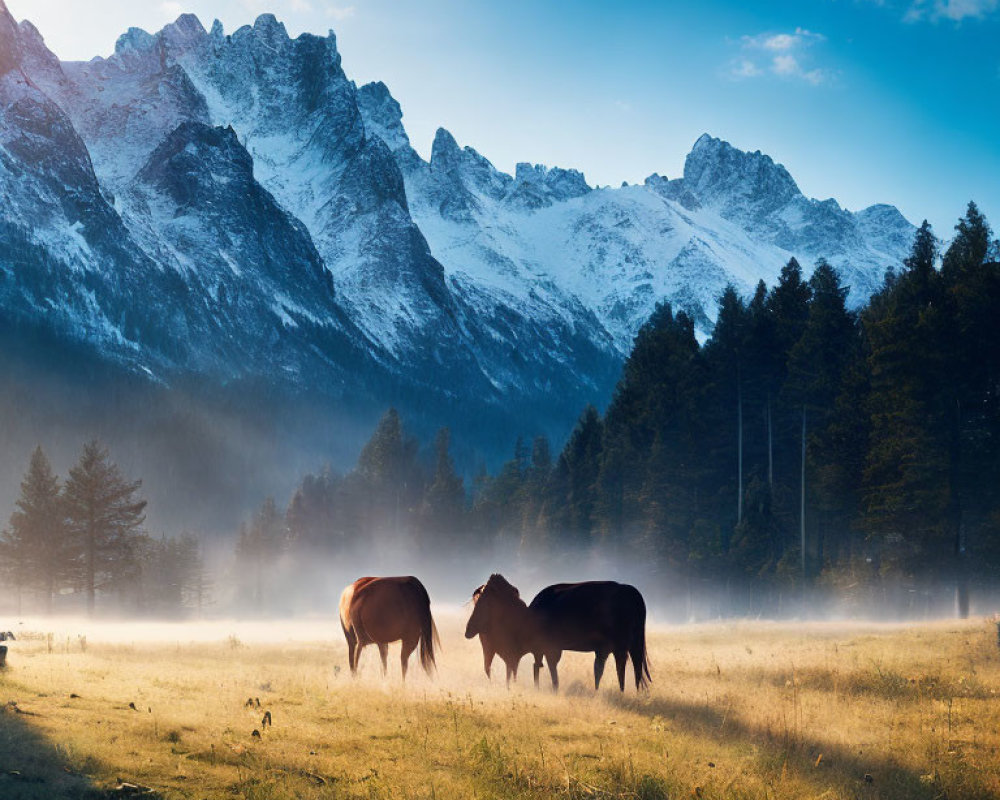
{"left": 1, "top": 614, "right": 999, "bottom": 799}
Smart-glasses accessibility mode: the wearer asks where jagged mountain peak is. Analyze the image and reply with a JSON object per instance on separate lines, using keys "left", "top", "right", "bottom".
{"left": 16, "top": 18, "right": 44, "bottom": 47}
{"left": 683, "top": 133, "right": 800, "bottom": 214}
{"left": 129, "top": 118, "right": 339, "bottom": 310}
{"left": 358, "top": 80, "right": 401, "bottom": 109}
{"left": 858, "top": 202, "right": 909, "bottom": 224}
{"left": 161, "top": 13, "right": 207, "bottom": 48}
{"left": 509, "top": 162, "right": 591, "bottom": 208}
{"left": 425, "top": 127, "right": 512, "bottom": 208}
{"left": 115, "top": 26, "right": 156, "bottom": 55}
{"left": 222, "top": 11, "right": 332, "bottom": 54}
{"left": 357, "top": 81, "right": 410, "bottom": 154}
{"left": 430, "top": 127, "right": 462, "bottom": 166}
{"left": 0, "top": 0, "right": 21, "bottom": 75}
{"left": 138, "top": 121, "right": 251, "bottom": 186}
{"left": 252, "top": 12, "right": 287, "bottom": 36}
{"left": 424, "top": 127, "right": 598, "bottom": 209}
{"left": 643, "top": 172, "right": 702, "bottom": 211}
{"left": 112, "top": 14, "right": 207, "bottom": 61}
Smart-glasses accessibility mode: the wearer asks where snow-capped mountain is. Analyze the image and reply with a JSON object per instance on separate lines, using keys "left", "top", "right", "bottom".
{"left": 0, "top": 3, "right": 915, "bottom": 459}
{"left": 357, "top": 82, "right": 913, "bottom": 349}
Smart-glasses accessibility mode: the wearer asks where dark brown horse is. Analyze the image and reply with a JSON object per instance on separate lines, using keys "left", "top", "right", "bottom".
{"left": 339, "top": 576, "right": 440, "bottom": 680}
{"left": 468, "top": 578, "right": 533, "bottom": 686}
{"left": 465, "top": 574, "right": 650, "bottom": 692}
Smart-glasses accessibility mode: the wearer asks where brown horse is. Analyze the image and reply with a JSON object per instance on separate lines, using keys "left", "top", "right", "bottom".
{"left": 465, "top": 574, "right": 650, "bottom": 692}
{"left": 468, "top": 578, "right": 532, "bottom": 686}
{"left": 339, "top": 576, "right": 440, "bottom": 680}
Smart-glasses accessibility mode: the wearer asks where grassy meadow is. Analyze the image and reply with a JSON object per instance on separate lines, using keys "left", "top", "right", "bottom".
{"left": 0, "top": 613, "right": 998, "bottom": 799}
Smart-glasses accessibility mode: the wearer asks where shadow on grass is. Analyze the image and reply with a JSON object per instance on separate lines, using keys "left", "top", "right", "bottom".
{"left": 0, "top": 692, "right": 101, "bottom": 799}
{"left": 606, "top": 692, "right": 960, "bottom": 800}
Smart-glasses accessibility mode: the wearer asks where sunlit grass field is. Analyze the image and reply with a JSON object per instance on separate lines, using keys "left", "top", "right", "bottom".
{"left": 1, "top": 613, "right": 998, "bottom": 799}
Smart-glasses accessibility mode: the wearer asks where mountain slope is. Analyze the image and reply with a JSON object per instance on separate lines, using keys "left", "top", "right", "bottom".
{"left": 0, "top": 2, "right": 917, "bottom": 495}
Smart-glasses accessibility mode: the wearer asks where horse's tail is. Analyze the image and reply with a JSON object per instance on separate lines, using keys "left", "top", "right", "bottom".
{"left": 338, "top": 583, "right": 355, "bottom": 634}
{"left": 412, "top": 579, "right": 439, "bottom": 676}
{"left": 629, "top": 591, "right": 651, "bottom": 690}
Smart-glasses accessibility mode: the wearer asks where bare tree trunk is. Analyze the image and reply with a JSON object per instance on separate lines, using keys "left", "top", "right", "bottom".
{"left": 86, "top": 521, "right": 96, "bottom": 617}
{"left": 952, "top": 398, "right": 969, "bottom": 619}
{"left": 255, "top": 553, "right": 263, "bottom": 615}
{"left": 737, "top": 373, "right": 744, "bottom": 524}
{"left": 800, "top": 405, "right": 807, "bottom": 580}
{"left": 767, "top": 394, "right": 773, "bottom": 489}
{"left": 957, "top": 521, "right": 969, "bottom": 618}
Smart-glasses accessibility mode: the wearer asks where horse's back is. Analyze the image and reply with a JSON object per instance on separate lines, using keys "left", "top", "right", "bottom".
{"left": 529, "top": 581, "right": 645, "bottom": 650}
{"left": 353, "top": 576, "right": 429, "bottom": 609}
{"left": 530, "top": 581, "right": 643, "bottom": 614}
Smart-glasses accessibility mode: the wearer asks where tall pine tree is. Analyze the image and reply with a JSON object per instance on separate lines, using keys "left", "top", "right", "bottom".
{"left": 862, "top": 221, "right": 951, "bottom": 579}
{"left": 63, "top": 440, "right": 147, "bottom": 615}
{"left": 785, "top": 261, "right": 856, "bottom": 577}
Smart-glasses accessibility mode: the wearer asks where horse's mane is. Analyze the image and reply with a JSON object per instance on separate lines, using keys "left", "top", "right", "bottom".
{"left": 484, "top": 573, "right": 520, "bottom": 600}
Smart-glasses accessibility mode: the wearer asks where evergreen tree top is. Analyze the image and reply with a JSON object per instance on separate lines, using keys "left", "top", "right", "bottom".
{"left": 942, "top": 201, "right": 992, "bottom": 281}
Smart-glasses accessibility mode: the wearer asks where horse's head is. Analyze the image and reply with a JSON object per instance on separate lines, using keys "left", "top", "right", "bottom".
{"left": 465, "top": 574, "right": 520, "bottom": 639}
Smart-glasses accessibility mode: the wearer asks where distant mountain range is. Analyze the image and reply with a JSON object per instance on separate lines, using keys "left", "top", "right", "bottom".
{"left": 0, "top": 3, "right": 916, "bottom": 529}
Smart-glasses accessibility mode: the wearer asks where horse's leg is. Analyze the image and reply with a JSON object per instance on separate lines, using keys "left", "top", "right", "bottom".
{"left": 533, "top": 656, "right": 543, "bottom": 689}
{"left": 613, "top": 647, "right": 628, "bottom": 692}
{"left": 400, "top": 636, "right": 418, "bottom": 682}
{"left": 593, "top": 648, "right": 611, "bottom": 691}
{"left": 483, "top": 645, "right": 496, "bottom": 679}
{"left": 505, "top": 660, "right": 516, "bottom": 689}
{"left": 547, "top": 651, "right": 562, "bottom": 692}
{"left": 344, "top": 627, "right": 358, "bottom": 677}
{"left": 377, "top": 643, "right": 389, "bottom": 677}
{"left": 353, "top": 642, "right": 365, "bottom": 673}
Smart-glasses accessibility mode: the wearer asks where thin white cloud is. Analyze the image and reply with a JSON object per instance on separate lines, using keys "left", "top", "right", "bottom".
{"left": 741, "top": 28, "right": 826, "bottom": 52}
{"left": 730, "top": 58, "right": 763, "bottom": 79}
{"left": 160, "top": 1, "right": 184, "bottom": 16}
{"left": 326, "top": 5, "right": 357, "bottom": 20}
{"left": 771, "top": 53, "right": 800, "bottom": 75}
{"left": 727, "top": 28, "right": 833, "bottom": 85}
{"left": 905, "top": 0, "right": 998, "bottom": 21}
{"left": 235, "top": 0, "right": 340, "bottom": 16}
{"left": 771, "top": 53, "right": 826, "bottom": 84}
{"left": 763, "top": 33, "right": 800, "bottom": 50}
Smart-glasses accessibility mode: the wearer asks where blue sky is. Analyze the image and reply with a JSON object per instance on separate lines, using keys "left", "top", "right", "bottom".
{"left": 8, "top": 0, "right": 1000, "bottom": 236}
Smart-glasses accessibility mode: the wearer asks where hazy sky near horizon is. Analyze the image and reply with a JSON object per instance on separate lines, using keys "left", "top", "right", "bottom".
{"left": 6, "top": 0, "right": 1000, "bottom": 236}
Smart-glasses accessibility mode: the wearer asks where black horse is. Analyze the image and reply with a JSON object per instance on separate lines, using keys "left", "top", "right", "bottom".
{"left": 528, "top": 581, "right": 650, "bottom": 692}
